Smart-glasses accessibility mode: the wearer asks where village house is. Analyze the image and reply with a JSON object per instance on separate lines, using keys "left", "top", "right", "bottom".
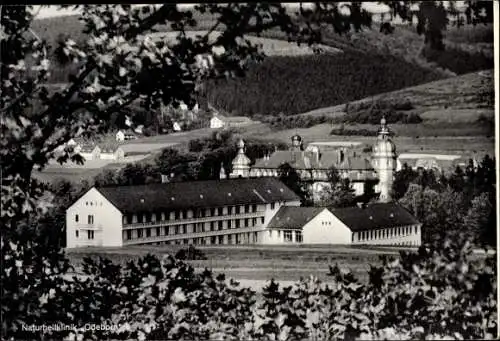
{"left": 210, "top": 113, "right": 254, "bottom": 129}
{"left": 116, "top": 130, "right": 137, "bottom": 142}
{"left": 99, "top": 143, "right": 125, "bottom": 161}
{"left": 79, "top": 143, "right": 101, "bottom": 161}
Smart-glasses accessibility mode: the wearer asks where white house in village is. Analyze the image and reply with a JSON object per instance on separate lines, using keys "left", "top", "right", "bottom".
{"left": 116, "top": 130, "right": 137, "bottom": 142}
{"left": 99, "top": 143, "right": 125, "bottom": 161}
{"left": 172, "top": 122, "right": 182, "bottom": 132}
{"left": 210, "top": 115, "right": 225, "bottom": 129}
{"left": 210, "top": 113, "right": 254, "bottom": 129}
{"left": 79, "top": 144, "right": 101, "bottom": 161}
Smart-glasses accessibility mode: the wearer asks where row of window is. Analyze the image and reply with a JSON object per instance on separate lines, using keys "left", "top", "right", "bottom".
{"left": 357, "top": 225, "right": 418, "bottom": 241}
{"left": 75, "top": 230, "right": 94, "bottom": 239}
{"left": 270, "top": 230, "right": 303, "bottom": 242}
{"left": 129, "top": 232, "right": 260, "bottom": 245}
{"left": 124, "top": 217, "right": 265, "bottom": 240}
{"left": 121, "top": 204, "right": 261, "bottom": 225}
{"left": 75, "top": 214, "right": 94, "bottom": 224}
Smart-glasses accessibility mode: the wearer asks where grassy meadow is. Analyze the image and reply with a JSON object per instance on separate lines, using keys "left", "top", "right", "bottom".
{"left": 66, "top": 245, "right": 405, "bottom": 288}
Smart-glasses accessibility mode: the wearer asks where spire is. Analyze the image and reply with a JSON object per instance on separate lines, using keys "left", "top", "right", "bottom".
{"left": 230, "top": 138, "right": 251, "bottom": 178}
{"left": 377, "top": 115, "right": 390, "bottom": 139}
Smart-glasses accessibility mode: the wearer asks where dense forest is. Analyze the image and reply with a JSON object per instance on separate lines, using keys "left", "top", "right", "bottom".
{"left": 202, "top": 52, "right": 442, "bottom": 117}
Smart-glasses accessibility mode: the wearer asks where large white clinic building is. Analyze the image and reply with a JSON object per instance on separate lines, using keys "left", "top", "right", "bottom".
{"left": 66, "top": 178, "right": 421, "bottom": 248}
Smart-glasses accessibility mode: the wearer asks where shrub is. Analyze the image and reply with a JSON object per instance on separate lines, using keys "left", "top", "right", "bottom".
{"left": 175, "top": 245, "right": 207, "bottom": 260}
{"left": 422, "top": 46, "right": 494, "bottom": 75}
{"left": 3, "top": 235, "right": 496, "bottom": 340}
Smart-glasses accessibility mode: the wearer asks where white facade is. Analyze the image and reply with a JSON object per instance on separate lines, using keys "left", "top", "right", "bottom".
{"left": 80, "top": 146, "right": 101, "bottom": 161}
{"left": 100, "top": 148, "right": 125, "bottom": 160}
{"left": 303, "top": 209, "right": 352, "bottom": 244}
{"left": 210, "top": 116, "right": 225, "bottom": 129}
{"left": 116, "top": 131, "right": 125, "bottom": 142}
{"left": 351, "top": 224, "right": 422, "bottom": 247}
{"left": 173, "top": 122, "right": 182, "bottom": 132}
{"left": 66, "top": 188, "right": 123, "bottom": 248}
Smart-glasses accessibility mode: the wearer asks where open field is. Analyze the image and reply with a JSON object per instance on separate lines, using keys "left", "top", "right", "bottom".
{"left": 66, "top": 245, "right": 404, "bottom": 286}
{"left": 252, "top": 123, "right": 494, "bottom": 156}
{"left": 65, "top": 244, "right": 492, "bottom": 290}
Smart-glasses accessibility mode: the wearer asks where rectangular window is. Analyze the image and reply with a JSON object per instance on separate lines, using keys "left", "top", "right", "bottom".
{"left": 236, "top": 206, "right": 241, "bottom": 214}
{"left": 211, "top": 236, "right": 216, "bottom": 244}
{"left": 182, "top": 210, "right": 188, "bottom": 219}
{"left": 75, "top": 230, "right": 79, "bottom": 238}
{"left": 218, "top": 235, "right": 223, "bottom": 244}
{"left": 210, "top": 208, "right": 215, "bottom": 216}
{"left": 138, "top": 229, "right": 143, "bottom": 238}
{"left": 218, "top": 221, "right": 223, "bottom": 230}
{"left": 244, "top": 218, "right": 249, "bottom": 227}
{"left": 252, "top": 204, "right": 257, "bottom": 212}
{"left": 126, "top": 230, "right": 132, "bottom": 240}
{"left": 175, "top": 226, "right": 179, "bottom": 235}
{"left": 87, "top": 230, "right": 94, "bottom": 239}
{"left": 415, "top": 225, "right": 418, "bottom": 234}
{"left": 228, "top": 206, "right": 233, "bottom": 215}
{"left": 271, "top": 203, "right": 275, "bottom": 210}
{"left": 284, "top": 231, "right": 293, "bottom": 242}
{"left": 175, "top": 211, "right": 180, "bottom": 220}
{"left": 295, "top": 231, "right": 303, "bottom": 243}
{"left": 261, "top": 217, "right": 264, "bottom": 224}
{"left": 156, "top": 227, "right": 161, "bottom": 236}
{"left": 228, "top": 220, "right": 232, "bottom": 229}
{"left": 218, "top": 207, "right": 223, "bottom": 216}
{"left": 235, "top": 234, "right": 240, "bottom": 244}
{"left": 278, "top": 230, "right": 281, "bottom": 238}
{"left": 75, "top": 214, "right": 79, "bottom": 223}
{"left": 244, "top": 205, "right": 250, "bottom": 213}
{"left": 88, "top": 215, "right": 94, "bottom": 224}
{"left": 210, "top": 222, "right": 215, "bottom": 231}
{"left": 227, "top": 234, "right": 232, "bottom": 244}
{"left": 236, "top": 220, "right": 241, "bottom": 228}
{"left": 146, "top": 228, "right": 151, "bottom": 238}
{"left": 182, "top": 225, "right": 187, "bottom": 234}
{"left": 165, "top": 227, "right": 169, "bottom": 236}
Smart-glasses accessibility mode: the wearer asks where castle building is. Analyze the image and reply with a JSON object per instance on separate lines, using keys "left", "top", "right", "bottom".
{"left": 249, "top": 118, "right": 396, "bottom": 201}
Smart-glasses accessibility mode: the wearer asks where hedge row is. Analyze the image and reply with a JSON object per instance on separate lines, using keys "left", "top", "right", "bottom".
{"left": 3, "top": 234, "right": 496, "bottom": 340}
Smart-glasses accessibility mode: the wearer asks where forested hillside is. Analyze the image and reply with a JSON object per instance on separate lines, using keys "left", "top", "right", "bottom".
{"left": 32, "top": 12, "right": 493, "bottom": 119}
{"left": 202, "top": 52, "right": 442, "bottom": 117}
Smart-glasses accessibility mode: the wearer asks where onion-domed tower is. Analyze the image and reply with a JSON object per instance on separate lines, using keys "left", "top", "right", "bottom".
{"left": 230, "top": 139, "right": 251, "bottom": 178}
{"left": 372, "top": 116, "right": 397, "bottom": 202}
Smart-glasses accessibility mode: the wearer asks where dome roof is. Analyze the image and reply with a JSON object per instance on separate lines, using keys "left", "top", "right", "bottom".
{"left": 233, "top": 139, "right": 251, "bottom": 166}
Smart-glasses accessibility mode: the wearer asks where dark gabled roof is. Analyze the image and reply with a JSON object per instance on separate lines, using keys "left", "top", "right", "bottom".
{"left": 253, "top": 150, "right": 373, "bottom": 171}
{"left": 95, "top": 177, "right": 301, "bottom": 214}
{"left": 99, "top": 142, "right": 122, "bottom": 153}
{"left": 267, "top": 206, "right": 326, "bottom": 230}
{"left": 330, "top": 203, "right": 420, "bottom": 232}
